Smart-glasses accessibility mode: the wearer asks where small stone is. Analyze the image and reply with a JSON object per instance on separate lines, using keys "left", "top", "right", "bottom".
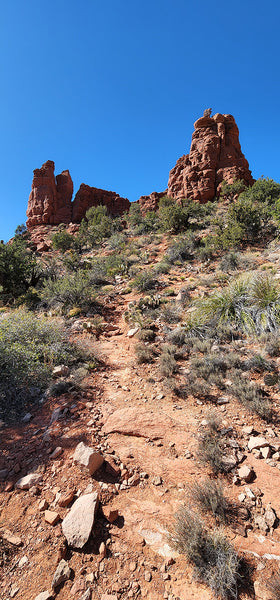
{"left": 248, "top": 436, "right": 270, "bottom": 451}
{"left": 50, "top": 447, "right": 63, "bottom": 459}
{"left": 264, "top": 504, "right": 277, "bottom": 528}
{"left": 10, "top": 585, "right": 19, "bottom": 598}
{"left": 129, "top": 561, "right": 137, "bottom": 572}
{"left": 2, "top": 531, "right": 22, "bottom": 546}
{"left": 79, "top": 591, "right": 91, "bottom": 600}
{"left": 52, "top": 559, "right": 71, "bottom": 589}
{"left": 16, "top": 472, "right": 42, "bottom": 490}
{"left": 73, "top": 441, "right": 104, "bottom": 475}
{"left": 52, "top": 365, "right": 69, "bottom": 377}
{"left": 18, "top": 555, "right": 28, "bottom": 568}
{"left": 44, "top": 510, "right": 60, "bottom": 525}
{"left": 260, "top": 446, "right": 271, "bottom": 459}
{"left": 34, "top": 592, "right": 53, "bottom": 600}
{"left": 39, "top": 499, "right": 49, "bottom": 511}
{"left": 144, "top": 571, "right": 152, "bottom": 581}
{"left": 58, "top": 489, "right": 75, "bottom": 507}
{"left": 153, "top": 476, "right": 162, "bottom": 486}
{"left": 127, "top": 327, "right": 139, "bottom": 338}
{"left": 238, "top": 493, "right": 246, "bottom": 502}
{"left": 102, "top": 507, "right": 119, "bottom": 523}
{"left": 22, "top": 413, "right": 32, "bottom": 423}
{"left": 243, "top": 426, "right": 254, "bottom": 435}
{"left": 62, "top": 491, "right": 99, "bottom": 548}
{"left": 273, "top": 451, "right": 280, "bottom": 461}
{"left": 238, "top": 465, "right": 255, "bottom": 483}
{"left": 99, "top": 541, "right": 106, "bottom": 558}
{"left": 254, "top": 515, "right": 269, "bottom": 532}
{"left": 245, "top": 487, "right": 255, "bottom": 499}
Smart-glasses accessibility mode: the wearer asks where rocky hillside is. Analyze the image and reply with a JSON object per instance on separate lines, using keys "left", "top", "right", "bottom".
{"left": 2, "top": 115, "right": 280, "bottom": 600}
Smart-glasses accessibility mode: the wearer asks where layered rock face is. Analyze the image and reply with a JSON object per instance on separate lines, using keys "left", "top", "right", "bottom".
{"left": 137, "top": 191, "right": 167, "bottom": 216}
{"left": 26, "top": 161, "right": 130, "bottom": 229}
{"left": 167, "top": 113, "right": 254, "bottom": 202}
{"left": 72, "top": 184, "right": 130, "bottom": 223}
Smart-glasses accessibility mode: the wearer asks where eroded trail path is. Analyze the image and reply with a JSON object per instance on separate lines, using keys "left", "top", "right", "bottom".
{"left": 1, "top": 289, "right": 280, "bottom": 599}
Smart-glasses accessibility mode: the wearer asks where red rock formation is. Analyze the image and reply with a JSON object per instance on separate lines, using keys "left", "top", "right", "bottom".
{"left": 26, "top": 162, "right": 130, "bottom": 229}
{"left": 137, "top": 191, "right": 167, "bottom": 215}
{"left": 168, "top": 113, "right": 254, "bottom": 202}
{"left": 72, "top": 184, "right": 130, "bottom": 223}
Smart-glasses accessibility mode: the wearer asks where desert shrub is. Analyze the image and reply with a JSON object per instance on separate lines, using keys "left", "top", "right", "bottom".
{"left": 158, "top": 200, "right": 191, "bottom": 233}
{"left": 197, "top": 418, "right": 231, "bottom": 474}
{"left": 242, "top": 177, "right": 280, "bottom": 205}
{"left": 170, "top": 508, "right": 240, "bottom": 599}
{"left": 0, "top": 309, "right": 79, "bottom": 419}
{"left": 133, "top": 270, "right": 158, "bottom": 292}
{"left": 230, "top": 374, "right": 273, "bottom": 421}
{"left": 107, "top": 232, "right": 127, "bottom": 250}
{"left": 167, "top": 327, "right": 186, "bottom": 347}
{"left": 220, "top": 252, "right": 240, "bottom": 272}
{"left": 0, "top": 239, "right": 41, "bottom": 301}
{"left": 42, "top": 271, "right": 97, "bottom": 313}
{"left": 160, "top": 302, "right": 182, "bottom": 323}
{"left": 191, "top": 478, "right": 228, "bottom": 524}
{"left": 190, "top": 274, "right": 280, "bottom": 336}
{"left": 135, "top": 343, "right": 154, "bottom": 364}
{"left": 77, "top": 205, "right": 123, "bottom": 247}
{"left": 159, "top": 344, "right": 178, "bottom": 377}
{"left": 165, "top": 234, "right": 200, "bottom": 263}
{"left": 220, "top": 179, "right": 246, "bottom": 202}
{"left": 52, "top": 230, "right": 74, "bottom": 252}
{"left": 243, "top": 354, "right": 275, "bottom": 373}
{"left": 265, "top": 335, "right": 280, "bottom": 356}
{"left": 154, "top": 260, "right": 171, "bottom": 274}
{"left": 137, "top": 328, "right": 156, "bottom": 341}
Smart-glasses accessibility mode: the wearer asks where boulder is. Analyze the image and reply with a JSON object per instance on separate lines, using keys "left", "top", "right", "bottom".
{"left": 62, "top": 491, "right": 99, "bottom": 548}
{"left": 72, "top": 183, "right": 130, "bottom": 222}
{"left": 238, "top": 465, "right": 255, "bottom": 482}
{"left": 73, "top": 442, "right": 104, "bottom": 475}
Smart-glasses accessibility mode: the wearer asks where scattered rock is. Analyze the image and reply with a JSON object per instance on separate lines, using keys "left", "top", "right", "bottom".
{"left": 16, "top": 472, "right": 42, "bottom": 490}
{"left": 238, "top": 465, "right": 255, "bottom": 483}
{"left": 50, "top": 446, "right": 63, "bottom": 459}
{"left": 260, "top": 446, "right": 271, "bottom": 459}
{"left": 58, "top": 489, "right": 75, "bottom": 508}
{"left": 51, "top": 559, "right": 71, "bottom": 589}
{"left": 127, "top": 327, "right": 139, "bottom": 338}
{"left": 264, "top": 504, "right": 277, "bottom": 529}
{"left": 52, "top": 365, "right": 69, "bottom": 377}
{"left": 10, "top": 585, "right": 19, "bottom": 597}
{"left": 102, "top": 507, "right": 119, "bottom": 523}
{"left": 34, "top": 592, "right": 53, "bottom": 600}
{"left": 62, "top": 491, "right": 99, "bottom": 548}
{"left": 44, "top": 510, "right": 60, "bottom": 526}
{"left": 73, "top": 442, "right": 104, "bottom": 475}
{"left": 79, "top": 591, "right": 91, "bottom": 600}
{"left": 248, "top": 436, "right": 270, "bottom": 451}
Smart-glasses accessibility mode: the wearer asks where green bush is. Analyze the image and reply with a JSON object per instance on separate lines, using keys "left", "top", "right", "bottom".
{"left": 0, "top": 239, "right": 41, "bottom": 301}
{"left": 0, "top": 309, "right": 78, "bottom": 419}
{"left": 42, "top": 271, "right": 97, "bottom": 313}
{"left": 133, "top": 270, "right": 158, "bottom": 292}
{"left": 52, "top": 230, "right": 74, "bottom": 252}
{"left": 170, "top": 508, "right": 240, "bottom": 599}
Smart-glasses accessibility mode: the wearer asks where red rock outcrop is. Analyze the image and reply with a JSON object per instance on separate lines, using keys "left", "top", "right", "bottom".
{"left": 137, "top": 191, "right": 167, "bottom": 216}
{"left": 72, "top": 184, "right": 130, "bottom": 223}
{"left": 26, "top": 161, "right": 130, "bottom": 229}
{"left": 168, "top": 113, "right": 254, "bottom": 202}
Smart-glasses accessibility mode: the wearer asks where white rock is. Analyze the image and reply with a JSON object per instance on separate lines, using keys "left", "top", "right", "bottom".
{"left": 16, "top": 472, "right": 42, "bottom": 490}
{"left": 248, "top": 436, "right": 270, "bottom": 451}
{"left": 73, "top": 442, "right": 103, "bottom": 475}
{"left": 18, "top": 555, "right": 28, "bottom": 568}
{"left": 127, "top": 327, "right": 139, "bottom": 338}
{"left": 52, "top": 365, "right": 69, "bottom": 377}
{"left": 238, "top": 465, "right": 254, "bottom": 482}
{"left": 34, "top": 592, "right": 53, "bottom": 600}
{"left": 260, "top": 446, "right": 271, "bottom": 459}
{"left": 62, "top": 492, "right": 99, "bottom": 548}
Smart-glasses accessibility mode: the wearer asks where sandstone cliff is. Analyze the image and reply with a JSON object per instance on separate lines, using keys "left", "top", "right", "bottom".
{"left": 168, "top": 113, "right": 254, "bottom": 202}
{"left": 26, "top": 161, "right": 130, "bottom": 229}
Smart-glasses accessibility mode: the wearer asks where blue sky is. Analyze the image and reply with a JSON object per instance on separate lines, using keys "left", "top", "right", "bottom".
{"left": 1, "top": 0, "right": 280, "bottom": 240}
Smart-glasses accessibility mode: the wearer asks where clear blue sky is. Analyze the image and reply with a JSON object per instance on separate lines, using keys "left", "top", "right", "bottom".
{"left": 1, "top": 0, "right": 280, "bottom": 240}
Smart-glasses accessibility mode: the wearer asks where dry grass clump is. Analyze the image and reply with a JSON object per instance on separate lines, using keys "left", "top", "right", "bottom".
{"left": 197, "top": 416, "right": 232, "bottom": 474}
{"left": 170, "top": 507, "right": 240, "bottom": 599}
{"left": 159, "top": 344, "right": 178, "bottom": 377}
{"left": 191, "top": 478, "right": 228, "bottom": 524}
{"left": 135, "top": 343, "right": 154, "bottom": 364}
{"left": 230, "top": 374, "right": 273, "bottom": 422}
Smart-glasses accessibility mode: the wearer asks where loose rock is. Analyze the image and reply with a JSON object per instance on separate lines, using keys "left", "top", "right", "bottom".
{"left": 62, "top": 491, "right": 99, "bottom": 548}
{"left": 73, "top": 442, "right": 104, "bottom": 475}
